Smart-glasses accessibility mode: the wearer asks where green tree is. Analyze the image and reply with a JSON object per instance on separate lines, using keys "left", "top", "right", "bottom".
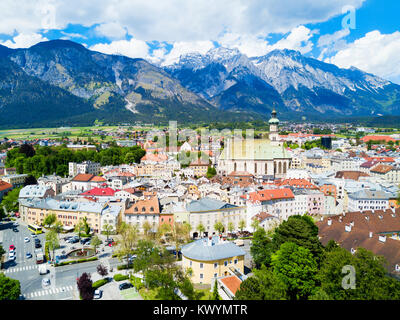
{"left": 197, "top": 222, "right": 205, "bottom": 238}
{"left": 212, "top": 279, "right": 221, "bottom": 300}
{"left": 45, "top": 229, "right": 60, "bottom": 263}
{"left": 169, "top": 222, "right": 191, "bottom": 261}
{"left": 271, "top": 242, "right": 318, "bottom": 300}
{"left": 271, "top": 215, "right": 323, "bottom": 264}
{"left": 250, "top": 228, "right": 273, "bottom": 268}
{"left": 214, "top": 221, "right": 224, "bottom": 234}
{"left": 238, "top": 219, "right": 246, "bottom": 232}
{"left": 227, "top": 221, "right": 235, "bottom": 234}
{"left": 206, "top": 166, "right": 217, "bottom": 179}
{"left": 91, "top": 235, "right": 102, "bottom": 253}
{"left": 43, "top": 213, "right": 57, "bottom": 227}
{"left": 74, "top": 218, "right": 85, "bottom": 242}
{"left": 0, "top": 273, "right": 21, "bottom": 300}
{"left": 117, "top": 222, "right": 139, "bottom": 269}
{"left": 235, "top": 265, "right": 287, "bottom": 300}
{"left": 0, "top": 245, "right": 5, "bottom": 263}
{"left": 102, "top": 223, "right": 113, "bottom": 241}
{"left": 1, "top": 187, "right": 21, "bottom": 213}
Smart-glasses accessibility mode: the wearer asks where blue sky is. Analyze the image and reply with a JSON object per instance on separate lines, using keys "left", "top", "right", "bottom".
{"left": 0, "top": 0, "right": 399, "bottom": 83}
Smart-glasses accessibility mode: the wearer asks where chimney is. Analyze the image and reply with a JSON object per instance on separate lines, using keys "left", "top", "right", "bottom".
{"left": 350, "top": 221, "right": 354, "bottom": 227}
{"left": 339, "top": 216, "right": 343, "bottom": 222}
{"left": 345, "top": 224, "right": 352, "bottom": 232}
{"left": 378, "top": 235, "right": 386, "bottom": 243}
{"left": 343, "top": 212, "right": 346, "bottom": 217}
{"left": 369, "top": 231, "right": 373, "bottom": 238}
{"left": 327, "top": 218, "right": 332, "bottom": 226}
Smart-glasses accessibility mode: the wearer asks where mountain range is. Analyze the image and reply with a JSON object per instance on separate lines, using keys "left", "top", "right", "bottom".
{"left": 0, "top": 39, "right": 399, "bottom": 128}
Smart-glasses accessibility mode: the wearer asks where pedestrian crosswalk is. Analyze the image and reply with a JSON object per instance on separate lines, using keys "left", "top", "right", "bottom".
{"left": 4, "top": 265, "right": 38, "bottom": 273}
{"left": 23, "top": 286, "right": 74, "bottom": 299}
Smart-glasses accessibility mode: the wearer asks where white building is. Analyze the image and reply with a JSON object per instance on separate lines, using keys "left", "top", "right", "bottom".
{"left": 69, "top": 161, "right": 101, "bottom": 177}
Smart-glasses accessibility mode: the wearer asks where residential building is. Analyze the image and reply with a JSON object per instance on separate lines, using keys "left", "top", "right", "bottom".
{"left": 181, "top": 236, "right": 245, "bottom": 284}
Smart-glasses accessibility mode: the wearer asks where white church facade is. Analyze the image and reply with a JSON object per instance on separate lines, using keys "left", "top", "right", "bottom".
{"left": 217, "top": 109, "right": 291, "bottom": 179}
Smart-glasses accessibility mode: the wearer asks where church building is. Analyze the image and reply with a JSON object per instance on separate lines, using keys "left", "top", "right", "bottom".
{"left": 217, "top": 109, "right": 291, "bottom": 179}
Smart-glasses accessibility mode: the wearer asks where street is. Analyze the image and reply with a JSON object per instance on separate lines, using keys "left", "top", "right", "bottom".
{"left": 0, "top": 219, "right": 122, "bottom": 300}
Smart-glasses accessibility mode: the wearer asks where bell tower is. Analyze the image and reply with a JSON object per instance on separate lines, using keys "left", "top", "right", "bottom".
{"left": 268, "top": 108, "right": 280, "bottom": 144}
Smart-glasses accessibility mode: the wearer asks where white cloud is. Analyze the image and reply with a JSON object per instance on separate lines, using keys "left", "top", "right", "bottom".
{"left": 89, "top": 38, "right": 150, "bottom": 59}
{"left": 94, "top": 22, "right": 127, "bottom": 40}
{"left": 0, "top": 0, "right": 366, "bottom": 41}
{"left": 0, "top": 33, "right": 48, "bottom": 48}
{"left": 317, "top": 28, "right": 350, "bottom": 60}
{"left": 269, "top": 26, "right": 317, "bottom": 54}
{"left": 327, "top": 30, "right": 400, "bottom": 83}
{"left": 218, "top": 26, "right": 316, "bottom": 58}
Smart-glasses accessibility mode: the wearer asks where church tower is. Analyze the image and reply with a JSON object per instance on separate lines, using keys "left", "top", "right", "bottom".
{"left": 268, "top": 108, "right": 280, "bottom": 144}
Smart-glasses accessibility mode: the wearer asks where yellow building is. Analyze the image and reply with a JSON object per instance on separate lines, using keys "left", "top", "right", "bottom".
{"left": 189, "top": 160, "right": 209, "bottom": 177}
{"left": 19, "top": 198, "right": 121, "bottom": 233}
{"left": 181, "top": 236, "right": 245, "bottom": 285}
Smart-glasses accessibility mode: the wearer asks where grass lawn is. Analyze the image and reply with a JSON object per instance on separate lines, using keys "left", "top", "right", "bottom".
{"left": 139, "top": 287, "right": 159, "bottom": 300}
{"left": 120, "top": 288, "right": 141, "bottom": 300}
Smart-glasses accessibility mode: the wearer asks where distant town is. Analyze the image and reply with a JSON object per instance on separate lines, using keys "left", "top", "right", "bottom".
{"left": 1, "top": 111, "right": 400, "bottom": 301}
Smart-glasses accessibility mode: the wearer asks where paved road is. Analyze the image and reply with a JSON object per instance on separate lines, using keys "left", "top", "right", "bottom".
{"left": 0, "top": 220, "right": 123, "bottom": 300}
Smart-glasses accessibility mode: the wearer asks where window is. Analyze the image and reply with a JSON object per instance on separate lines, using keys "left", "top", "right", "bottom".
{"left": 214, "top": 273, "right": 218, "bottom": 278}
{"left": 190, "top": 261, "right": 192, "bottom": 266}
{"left": 224, "top": 261, "right": 228, "bottom": 267}
{"left": 200, "top": 274, "right": 203, "bottom": 279}
{"left": 234, "top": 259, "right": 238, "bottom": 264}
{"left": 200, "top": 263, "right": 203, "bottom": 269}
{"left": 214, "top": 263, "right": 218, "bottom": 268}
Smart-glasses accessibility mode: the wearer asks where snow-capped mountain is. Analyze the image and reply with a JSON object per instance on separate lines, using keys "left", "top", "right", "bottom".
{"left": 165, "top": 47, "right": 400, "bottom": 117}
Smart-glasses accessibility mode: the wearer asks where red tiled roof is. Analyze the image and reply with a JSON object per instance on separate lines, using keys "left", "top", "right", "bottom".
{"left": 0, "top": 180, "right": 12, "bottom": 192}
{"left": 370, "top": 164, "right": 393, "bottom": 174}
{"left": 246, "top": 188, "right": 295, "bottom": 203}
{"left": 277, "top": 178, "right": 318, "bottom": 189}
{"left": 220, "top": 276, "right": 242, "bottom": 295}
{"left": 361, "top": 136, "right": 396, "bottom": 143}
{"left": 90, "top": 176, "right": 106, "bottom": 182}
{"left": 72, "top": 174, "right": 95, "bottom": 182}
{"left": 80, "top": 187, "right": 119, "bottom": 196}
{"left": 125, "top": 196, "right": 160, "bottom": 215}
{"left": 335, "top": 171, "right": 370, "bottom": 181}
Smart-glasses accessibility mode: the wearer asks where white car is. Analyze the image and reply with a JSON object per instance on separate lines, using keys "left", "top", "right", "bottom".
{"left": 14, "top": 222, "right": 19, "bottom": 227}
{"left": 93, "top": 289, "right": 103, "bottom": 299}
{"left": 42, "top": 278, "right": 50, "bottom": 287}
{"left": 8, "top": 252, "right": 16, "bottom": 261}
{"left": 24, "top": 237, "right": 30, "bottom": 243}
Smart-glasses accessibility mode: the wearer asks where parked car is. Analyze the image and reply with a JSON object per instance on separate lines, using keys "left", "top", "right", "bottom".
{"left": 34, "top": 238, "right": 40, "bottom": 243}
{"left": 24, "top": 237, "right": 30, "bottom": 243}
{"left": 26, "top": 252, "right": 32, "bottom": 259}
{"left": 93, "top": 289, "right": 103, "bottom": 299}
{"left": 9, "top": 245, "right": 15, "bottom": 251}
{"left": 68, "top": 237, "right": 79, "bottom": 244}
{"left": 42, "top": 278, "right": 50, "bottom": 286}
{"left": 35, "top": 242, "right": 42, "bottom": 248}
{"left": 119, "top": 282, "right": 133, "bottom": 291}
{"left": 64, "top": 236, "right": 72, "bottom": 241}
{"left": 13, "top": 222, "right": 18, "bottom": 227}
{"left": 31, "top": 234, "right": 37, "bottom": 238}
{"left": 80, "top": 238, "right": 91, "bottom": 245}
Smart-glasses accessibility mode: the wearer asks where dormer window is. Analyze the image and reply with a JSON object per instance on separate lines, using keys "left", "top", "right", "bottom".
{"left": 150, "top": 207, "right": 154, "bottom": 212}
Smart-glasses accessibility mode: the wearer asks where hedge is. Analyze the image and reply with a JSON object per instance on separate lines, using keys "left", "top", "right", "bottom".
{"left": 113, "top": 274, "right": 129, "bottom": 281}
{"left": 92, "top": 278, "right": 109, "bottom": 290}
{"left": 117, "top": 264, "right": 134, "bottom": 270}
{"left": 55, "top": 256, "right": 98, "bottom": 267}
